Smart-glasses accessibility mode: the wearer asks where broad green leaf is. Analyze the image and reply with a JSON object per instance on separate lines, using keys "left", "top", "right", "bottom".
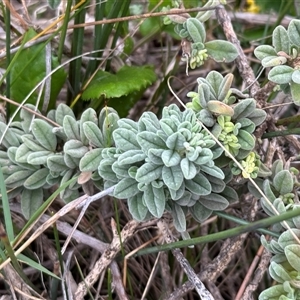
{"left": 200, "top": 165, "right": 224, "bottom": 179}
{"left": 205, "top": 40, "right": 238, "bottom": 63}
{"left": 112, "top": 161, "right": 132, "bottom": 178}
{"left": 272, "top": 25, "right": 290, "bottom": 53}
{"left": 82, "top": 65, "right": 156, "bottom": 100}
{"left": 113, "top": 128, "right": 140, "bottom": 151}
{"left": 21, "top": 188, "right": 43, "bottom": 219}
{"left": 79, "top": 148, "right": 103, "bottom": 172}
{"left": 258, "top": 285, "right": 286, "bottom": 300}
{"left": 206, "top": 71, "right": 223, "bottom": 96}
{"left": 273, "top": 170, "right": 293, "bottom": 195}
{"left": 63, "top": 115, "right": 80, "bottom": 141}
{"left": 143, "top": 184, "right": 165, "bottom": 218}
{"left": 199, "top": 193, "right": 229, "bottom": 210}
{"left": 128, "top": 194, "right": 149, "bottom": 221}
{"left": 290, "top": 81, "right": 300, "bottom": 106}
{"left": 184, "top": 173, "right": 211, "bottom": 195}
{"left": 246, "top": 109, "right": 267, "bottom": 126}
{"left": 31, "top": 119, "right": 57, "bottom": 151}
{"left": 269, "top": 261, "right": 291, "bottom": 282}
{"left": 24, "top": 168, "right": 48, "bottom": 190}
{"left": 2, "top": 165, "right": 24, "bottom": 177}
{"left": 47, "top": 154, "right": 69, "bottom": 173}
{"left": 162, "top": 165, "right": 183, "bottom": 191}
{"left": 254, "top": 45, "right": 277, "bottom": 60}
{"left": 233, "top": 98, "right": 256, "bottom": 120}
{"left": 278, "top": 228, "right": 300, "bottom": 249}
{"left": 268, "top": 65, "right": 294, "bottom": 84}
{"left": 10, "top": 29, "right": 66, "bottom": 113}
{"left": 288, "top": 19, "right": 300, "bottom": 47}
{"left": 207, "top": 101, "right": 234, "bottom": 116}
{"left": 136, "top": 163, "right": 163, "bottom": 184}
{"left": 114, "top": 177, "right": 139, "bottom": 199}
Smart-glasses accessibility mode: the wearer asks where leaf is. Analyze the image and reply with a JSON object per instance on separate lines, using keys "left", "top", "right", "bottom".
{"left": 206, "top": 71, "right": 224, "bottom": 96}
{"left": 268, "top": 65, "right": 293, "bottom": 84}
{"left": 258, "top": 285, "right": 286, "bottom": 300}
{"left": 288, "top": 19, "right": 300, "bottom": 47}
{"left": 0, "top": 123, "right": 21, "bottom": 148}
{"left": 113, "top": 128, "right": 140, "bottom": 152}
{"left": 273, "top": 170, "right": 293, "bottom": 195}
{"left": 246, "top": 109, "right": 267, "bottom": 126}
{"left": 171, "top": 203, "right": 186, "bottom": 232}
{"left": 199, "top": 193, "right": 229, "bottom": 210}
{"left": 128, "top": 194, "right": 149, "bottom": 221}
{"left": 269, "top": 261, "right": 291, "bottom": 283}
{"left": 48, "top": 0, "right": 61, "bottom": 9}
{"left": 238, "top": 130, "right": 255, "bottom": 151}
{"left": 207, "top": 101, "right": 234, "bottom": 116}
{"left": 180, "top": 158, "right": 197, "bottom": 180}
{"left": 27, "top": 150, "right": 53, "bottom": 165}
{"left": 190, "top": 202, "right": 212, "bottom": 223}
{"left": 118, "top": 150, "right": 146, "bottom": 165}
{"left": 290, "top": 81, "right": 300, "bottom": 106}
{"left": 5, "top": 170, "right": 35, "bottom": 188}
{"left": 63, "top": 115, "right": 80, "bottom": 141}
{"left": 162, "top": 165, "right": 184, "bottom": 191}
{"left": 47, "top": 154, "right": 69, "bottom": 173}
{"left": 218, "top": 73, "right": 234, "bottom": 101}
{"left": 15, "top": 144, "right": 32, "bottom": 163}
{"left": 63, "top": 140, "right": 88, "bottom": 158}
{"left": 55, "top": 103, "right": 75, "bottom": 126}
{"left": 165, "top": 132, "right": 186, "bottom": 150}
{"left": 161, "top": 149, "right": 181, "bottom": 167}
{"left": 22, "top": 135, "right": 47, "bottom": 151}
{"left": 98, "top": 159, "right": 118, "bottom": 182}
{"left": 220, "top": 186, "right": 238, "bottom": 203}
{"left": 82, "top": 65, "right": 156, "bottom": 100}
{"left": 137, "top": 132, "right": 166, "bottom": 154}
{"left": 31, "top": 119, "right": 57, "bottom": 151}
{"left": 24, "top": 168, "right": 49, "bottom": 190}
{"left": 82, "top": 121, "right": 105, "bottom": 148}
{"left": 186, "top": 18, "right": 206, "bottom": 43}
{"left": 272, "top": 25, "right": 290, "bottom": 53}
{"left": 205, "top": 40, "right": 238, "bottom": 63}
{"left": 254, "top": 45, "right": 277, "bottom": 60}
{"left": 233, "top": 98, "right": 256, "bottom": 120}
{"left": 285, "top": 244, "right": 300, "bottom": 272}
{"left": 185, "top": 173, "right": 211, "bottom": 195}
{"left": 21, "top": 188, "right": 43, "bottom": 219}
{"left": 79, "top": 148, "right": 103, "bottom": 172}
{"left": 292, "top": 70, "right": 300, "bottom": 84}
{"left": 143, "top": 185, "right": 165, "bottom": 218}
{"left": 200, "top": 165, "right": 224, "bottom": 179}
{"left": 114, "top": 177, "right": 139, "bottom": 199}
{"left": 136, "top": 163, "right": 163, "bottom": 184}
{"left": 10, "top": 29, "right": 66, "bottom": 114}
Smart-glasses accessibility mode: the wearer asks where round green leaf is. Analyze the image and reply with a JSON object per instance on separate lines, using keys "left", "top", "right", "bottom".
{"left": 199, "top": 193, "right": 229, "bottom": 210}
{"left": 161, "top": 149, "right": 181, "bottom": 167}
{"left": 273, "top": 170, "right": 293, "bottom": 195}
{"left": 21, "top": 188, "right": 43, "bottom": 220}
{"left": 205, "top": 40, "right": 238, "bottom": 63}
{"left": 64, "top": 140, "right": 88, "bottom": 158}
{"left": 288, "top": 19, "right": 300, "bottom": 47}
{"left": 136, "top": 163, "right": 163, "bottom": 184}
{"left": 82, "top": 121, "right": 104, "bottom": 148}
{"left": 184, "top": 173, "right": 211, "bottom": 195}
{"left": 254, "top": 45, "right": 277, "bottom": 60}
{"left": 190, "top": 202, "right": 212, "bottom": 223}
{"left": 114, "top": 177, "right": 139, "bottom": 199}
{"left": 24, "top": 168, "right": 49, "bottom": 190}
{"left": 5, "top": 170, "right": 35, "bottom": 188}
{"left": 162, "top": 165, "right": 184, "bottom": 191}
{"left": 128, "top": 194, "right": 149, "bottom": 221}
{"left": 268, "top": 65, "right": 293, "bottom": 84}
{"left": 79, "top": 148, "right": 103, "bottom": 172}
{"left": 272, "top": 25, "right": 290, "bottom": 53}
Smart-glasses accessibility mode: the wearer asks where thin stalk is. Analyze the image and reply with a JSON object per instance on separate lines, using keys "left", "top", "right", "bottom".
{"left": 262, "top": 128, "right": 300, "bottom": 139}
{"left": 134, "top": 208, "right": 300, "bottom": 257}
{"left": 5, "top": 1, "right": 10, "bottom": 121}
{"left": 276, "top": 114, "right": 300, "bottom": 126}
{"left": 57, "top": 0, "right": 73, "bottom": 62}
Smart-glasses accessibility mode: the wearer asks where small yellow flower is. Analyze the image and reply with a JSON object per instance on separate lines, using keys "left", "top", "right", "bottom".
{"left": 245, "top": 0, "right": 260, "bottom": 13}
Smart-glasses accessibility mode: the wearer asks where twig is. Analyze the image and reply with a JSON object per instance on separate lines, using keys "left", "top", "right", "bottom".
{"left": 215, "top": 6, "right": 259, "bottom": 97}
{"left": 74, "top": 219, "right": 139, "bottom": 299}
{"left": 158, "top": 220, "right": 214, "bottom": 300}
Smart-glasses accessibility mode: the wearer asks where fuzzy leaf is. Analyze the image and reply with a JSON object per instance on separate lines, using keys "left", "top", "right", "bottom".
{"left": 207, "top": 101, "right": 234, "bottom": 116}
{"left": 47, "top": 154, "right": 69, "bottom": 173}
{"left": 288, "top": 19, "right": 300, "bottom": 47}
{"left": 64, "top": 140, "right": 88, "bottom": 158}
{"left": 165, "top": 132, "right": 186, "bottom": 150}
{"left": 292, "top": 70, "right": 300, "bottom": 84}
{"left": 254, "top": 45, "right": 277, "bottom": 60}
{"left": 161, "top": 149, "right": 181, "bottom": 167}
{"left": 55, "top": 104, "right": 75, "bottom": 126}
{"left": 27, "top": 150, "right": 53, "bottom": 165}
{"left": 180, "top": 158, "right": 197, "bottom": 180}
{"left": 199, "top": 193, "right": 229, "bottom": 210}
{"left": 136, "top": 163, "right": 163, "bottom": 184}
{"left": 205, "top": 40, "right": 238, "bottom": 62}
{"left": 15, "top": 144, "right": 32, "bottom": 163}
{"left": 114, "top": 177, "right": 139, "bottom": 199}
{"left": 290, "top": 81, "right": 300, "bottom": 106}
{"left": 171, "top": 203, "right": 186, "bottom": 232}
{"left": 82, "top": 121, "right": 105, "bottom": 148}
{"left": 162, "top": 165, "right": 183, "bottom": 191}
{"left": 128, "top": 194, "right": 149, "bottom": 221}
{"left": 246, "top": 109, "right": 267, "bottom": 126}
{"left": 272, "top": 25, "right": 290, "bottom": 53}
{"left": 278, "top": 229, "right": 300, "bottom": 249}
{"left": 0, "top": 123, "right": 21, "bottom": 148}
{"left": 190, "top": 202, "right": 212, "bottom": 222}
{"left": 285, "top": 244, "right": 300, "bottom": 272}
{"left": 31, "top": 119, "right": 57, "bottom": 151}
{"left": 261, "top": 55, "right": 287, "bottom": 67}
{"left": 79, "top": 148, "right": 103, "bottom": 172}
{"left": 218, "top": 73, "right": 234, "bottom": 101}
{"left": 200, "top": 165, "right": 224, "bottom": 179}
{"left": 102, "top": 112, "right": 119, "bottom": 146}
{"left": 5, "top": 170, "right": 34, "bottom": 188}
{"left": 185, "top": 173, "right": 211, "bottom": 195}
{"left": 269, "top": 261, "right": 291, "bottom": 283}
{"left": 186, "top": 18, "right": 206, "bottom": 43}
{"left": 118, "top": 150, "right": 146, "bottom": 165}
{"left": 22, "top": 135, "right": 46, "bottom": 151}
{"left": 143, "top": 184, "right": 165, "bottom": 218}
{"left": 113, "top": 128, "right": 140, "bottom": 151}
{"left": 63, "top": 115, "right": 80, "bottom": 141}
{"left": 82, "top": 65, "right": 156, "bottom": 100}
{"left": 21, "top": 188, "right": 43, "bottom": 220}
{"left": 233, "top": 98, "right": 256, "bottom": 120}
{"left": 24, "top": 168, "right": 49, "bottom": 190}
{"left": 137, "top": 132, "right": 166, "bottom": 154}
{"left": 80, "top": 108, "right": 98, "bottom": 145}
{"left": 268, "top": 65, "right": 294, "bottom": 84}
{"left": 220, "top": 186, "right": 238, "bottom": 203}
{"left": 273, "top": 170, "right": 293, "bottom": 195}
{"left": 98, "top": 159, "right": 118, "bottom": 182}
{"left": 206, "top": 71, "right": 224, "bottom": 96}
{"left": 258, "top": 285, "right": 286, "bottom": 300}
{"left": 238, "top": 130, "right": 255, "bottom": 150}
